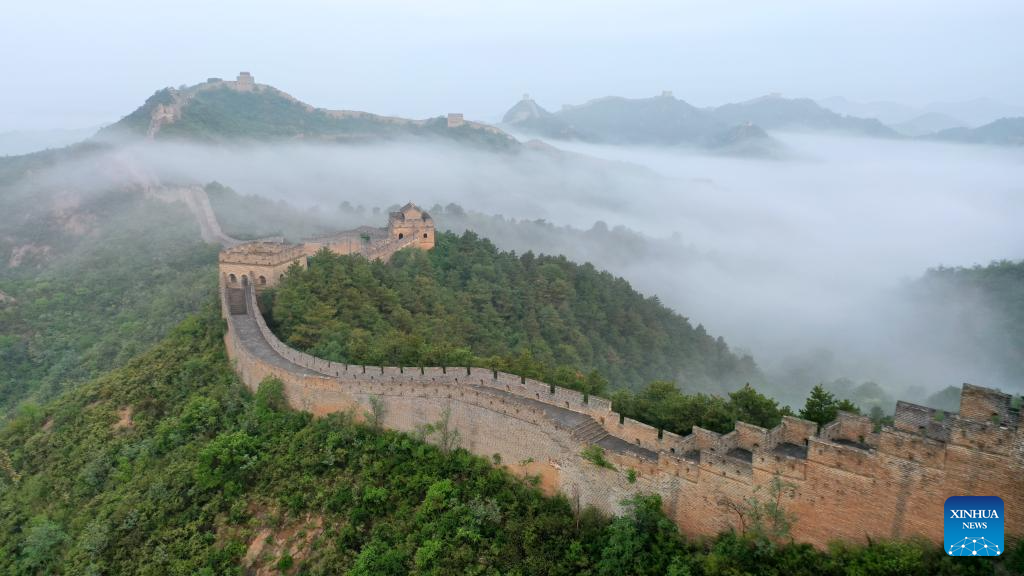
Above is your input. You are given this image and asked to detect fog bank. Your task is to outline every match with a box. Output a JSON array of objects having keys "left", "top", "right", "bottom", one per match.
[{"left": 9, "top": 133, "right": 1023, "bottom": 401}]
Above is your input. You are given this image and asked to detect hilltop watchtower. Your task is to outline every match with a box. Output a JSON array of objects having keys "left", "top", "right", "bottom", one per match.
[
  {"left": 236, "top": 71, "right": 255, "bottom": 91},
  {"left": 388, "top": 203, "right": 435, "bottom": 249}
]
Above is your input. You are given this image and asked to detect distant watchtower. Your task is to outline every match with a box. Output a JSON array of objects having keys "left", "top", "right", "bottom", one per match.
[
  {"left": 447, "top": 113, "right": 465, "bottom": 128},
  {"left": 236, "top": 71, "right": 255, "bottom": 91},
  {"left": 388, "top": 203, "right": 435, "bottom": 249}
]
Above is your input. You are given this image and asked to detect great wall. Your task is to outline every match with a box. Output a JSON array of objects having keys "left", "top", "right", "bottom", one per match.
[{"left": 202, "top": 194, "right": 1022, "bottom": 549}]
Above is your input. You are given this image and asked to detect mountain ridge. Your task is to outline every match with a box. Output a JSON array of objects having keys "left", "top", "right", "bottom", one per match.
[
  {"left": 100, "top": 72, "right": 519, "bottom": 149},
  {"left": 929, "top": 117, "right": 1024, "bottom": 146},
  {"left": 501, "top": 92, "right": 776, "bottom": 155},
  {"left": 711, "top": 94, "right": 896, "bottom": 137},
  {"left": 500, "top": 91, "right": 900, "bottom": 151}
]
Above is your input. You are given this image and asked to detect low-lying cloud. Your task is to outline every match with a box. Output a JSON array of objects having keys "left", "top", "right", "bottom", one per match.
[{"left": 8, "top": 132, "right": 1023, "bottom": 402}]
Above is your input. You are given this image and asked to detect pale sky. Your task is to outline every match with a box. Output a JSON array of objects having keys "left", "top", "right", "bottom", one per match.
[{"left": 2, "top": 0, "right": 1022, "bottom": 130}]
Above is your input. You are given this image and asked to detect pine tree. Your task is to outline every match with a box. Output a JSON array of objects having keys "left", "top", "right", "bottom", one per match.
[{"left": 799, "top": 384, "right": 839, "bottom": 427}]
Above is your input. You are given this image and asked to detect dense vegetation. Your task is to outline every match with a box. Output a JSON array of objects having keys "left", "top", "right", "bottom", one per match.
[
  {"left": 267, "top": 231, "right": 762, "bottom": 394},
  {"left": 0, "top": 189, "right": 218, "bottom": 414},
  {"left": 911, "top": 260, "right": 1024, "bottom": 386},
  {"left": 610, "top": 382, "right": 791, "bottom": 435},
  {"left": 0, "top": 306, "right": 1016, "bottom": 575}
]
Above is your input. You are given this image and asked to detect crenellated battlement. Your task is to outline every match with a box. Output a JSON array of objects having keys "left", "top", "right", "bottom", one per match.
[{"left": 218, "top": 203, "right": 434, "bottom": 290}]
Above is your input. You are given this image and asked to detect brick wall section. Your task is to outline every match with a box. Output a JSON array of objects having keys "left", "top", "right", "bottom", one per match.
[
  {"left": 961, "top": 384, "right": 1016, "bottom": 425},
  {"left": 219, "top": 270, "right": 1022, "bottom": 550},
  {"left": 216, "top": 204, "right": 434, "bottom": 292}
]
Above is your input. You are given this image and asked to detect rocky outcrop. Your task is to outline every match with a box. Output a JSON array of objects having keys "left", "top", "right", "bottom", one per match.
[{"left": 8, "top": 244, "right": 52, "bottom": 268}]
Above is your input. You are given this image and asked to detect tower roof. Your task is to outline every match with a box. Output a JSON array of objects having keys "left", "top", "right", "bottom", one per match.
[{"left": 391, "top": 202, "right": 431, "bottom": 221}]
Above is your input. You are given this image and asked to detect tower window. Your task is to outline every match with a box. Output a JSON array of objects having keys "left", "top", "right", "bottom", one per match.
[
  {"left": 398, "top": 233, "right": 404, "bottom": 239},
  {"left": 423, "top": 233, "right": 428, "bottom": 238}
]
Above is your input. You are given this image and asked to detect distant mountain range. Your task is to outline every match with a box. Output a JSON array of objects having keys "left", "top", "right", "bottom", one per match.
[
  {"left": 890, "top": 113, "right": 966, "bottom": 138},
  {"left": 504, "top": 91, "right": 1024, "bottom": 148},
  {"left": 819, "top": 96, "right": 1024, "bottom": 129},
  {"left": 502, "top": 91, "right": 774, "bottom": 154},
  {"left": 819, "top": 96, "right": 1024, "bottom": 145},
  {"left": 9, "top": 74, "right": 1024, "bottom": 156},
  {"left": 100, "top": 72, "right": 518, "bottom": 150},
  {"left": 929, "top": 117, "right": 1024, "bottom": 146},
  {"left": 711, "top": 94, "right": 895, "bottom": 136},
  {"left": 501, "top": 92, "right": 895, "bottom": 151}
]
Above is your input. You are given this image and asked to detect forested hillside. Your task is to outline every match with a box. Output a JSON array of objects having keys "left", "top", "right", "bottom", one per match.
[
  {"left": 908, "top": 260, "right": 1024, "bottom": 388},
  {"left": 103, "top": 84, "right": 519, "bottom": 150},
  {"left": 267, "top": 232, "right": 762, "bottom": 394},
  {"left": 0, "top": 186, "right": 218, "bottom": 414},
  {"left": 0, "top": 304, "right": 1015, "bottom": 575}
]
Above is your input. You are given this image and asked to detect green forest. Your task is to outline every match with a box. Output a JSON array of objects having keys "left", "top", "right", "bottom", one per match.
[
  {"left": 912, "top": 260, "right": 1024, "bottom": 385},
  {"left": 0, "top": 188, "right": 218, "bottom": 415},
  {"left": 0, "top": 304, "right": 1016, "bottom": 575},
  {"left": 266, "top": 231, "right": 762, "bottom": 395}
]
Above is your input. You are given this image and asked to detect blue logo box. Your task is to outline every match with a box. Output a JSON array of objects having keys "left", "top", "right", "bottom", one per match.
[{"left": 945, "top": 496, "right": 1004, "bottom": 556}]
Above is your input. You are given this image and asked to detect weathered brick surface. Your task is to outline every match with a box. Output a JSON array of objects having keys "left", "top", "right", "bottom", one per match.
[{"left": 218, "top": 224, "right": 1023, "bottom": 549}]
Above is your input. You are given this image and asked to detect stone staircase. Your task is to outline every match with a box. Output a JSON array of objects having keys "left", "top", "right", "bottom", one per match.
[
  {"left": 570, "top": 417, "right": 609, "bottom": 445},
  {"left": 226, "top": 288, "right": 247, "bottom": 315}
]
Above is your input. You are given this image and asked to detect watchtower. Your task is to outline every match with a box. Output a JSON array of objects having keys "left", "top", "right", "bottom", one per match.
[
  {"left": 219, "top": 241, "right": 306, "bottom": 290},
  {"left": 236, "top": 71, "right": 255, "bottom": 91},
  {"left": 388, "top": 203, "right": 435, "bottom": 249}
]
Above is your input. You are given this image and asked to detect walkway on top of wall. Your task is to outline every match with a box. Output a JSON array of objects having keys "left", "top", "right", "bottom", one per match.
[
  {"left": 230, "top": 290, "right": 323, "bottom": 378},
  {"left": 466, "top": 381, "right": 658, "bottom": 461},
  {"left": 229, "top": 286, "right": 658, "bottom": 461}
]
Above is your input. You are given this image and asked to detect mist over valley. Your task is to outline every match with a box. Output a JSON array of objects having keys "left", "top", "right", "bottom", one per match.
[{"left": 5, "top": 122, "right": 1021, "bottom": 406}]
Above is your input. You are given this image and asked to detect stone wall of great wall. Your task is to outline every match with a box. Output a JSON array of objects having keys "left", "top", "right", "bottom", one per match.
[
  {"left": 203, "top": 191, "right": 1022, "bottom": 549},
  {"left": 217, "top": 202, "right": 435, "bottom": 291},
  {"left": 221, "top": 281, "right": 1023, "bottom": 549}
]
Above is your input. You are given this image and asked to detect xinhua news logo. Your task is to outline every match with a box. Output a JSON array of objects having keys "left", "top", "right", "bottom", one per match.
[{"left": 945, "top": 496, "right": 1004, "bottom": 557}]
